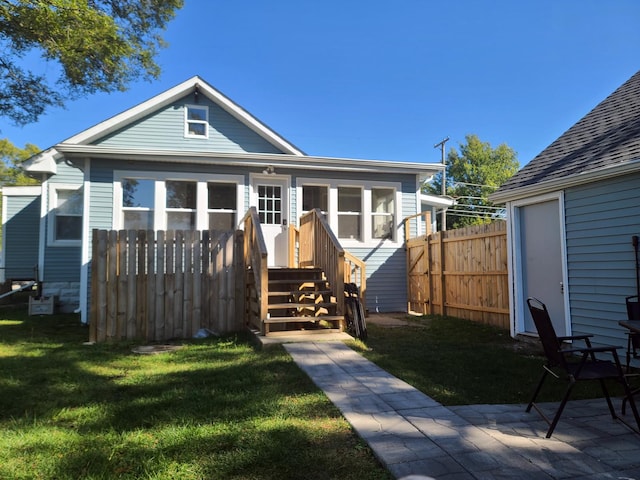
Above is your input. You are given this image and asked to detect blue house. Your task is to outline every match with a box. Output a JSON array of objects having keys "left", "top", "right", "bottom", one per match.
[
  {"left": 490, "top": 70, "right": 640, "bottom": 350},
  {"left": 2, "top": 76, "right": 447, "bottom": 325}
]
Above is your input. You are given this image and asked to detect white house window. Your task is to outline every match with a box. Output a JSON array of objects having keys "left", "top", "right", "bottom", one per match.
[
  {"left": 122, "top": 178, "right": 155, "bottom": 230},
  {"left": 208, "top": 182, "right": 237, "bottom": 231},
  {"left": 166, "top": 180, "right": 196, "bottom": 230},
  {"left": 116, "top": 172, "right": 244, "bottom": 232},
  {"left": 51, "top": 186, "right": 83, "bottom": 244},
  {"left": 302, "top": 185, "right": 328, "bottom": 217},
  {"left": 371, "top": 188, "right": 395, "bottom": 240},
  {"left": 185, "top": 105, "right": 208, "bottom": 138},
  {"left": 337, "top": 186, "right": 362, "bottom": 240}
]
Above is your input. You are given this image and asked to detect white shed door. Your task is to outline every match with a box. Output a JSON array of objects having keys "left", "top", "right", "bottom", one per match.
[{"left": 519, "top": 199, "right": 567, "bottom": 336}]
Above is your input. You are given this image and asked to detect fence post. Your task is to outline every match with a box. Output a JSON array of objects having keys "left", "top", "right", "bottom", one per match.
[{"left": 439, "top": 232, "right": 446, "bottom": 316}]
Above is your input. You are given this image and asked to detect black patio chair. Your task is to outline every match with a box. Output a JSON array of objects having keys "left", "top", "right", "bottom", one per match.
[
  {"left": 526, "top": 297, "right": 640, "bottom": 438},
  {"left": 625, "top": 295, "right": 640, "bottom": 371}
]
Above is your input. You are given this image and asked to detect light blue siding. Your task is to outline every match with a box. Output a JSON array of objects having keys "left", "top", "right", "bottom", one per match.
[
  {"left": 565, "top": 172, "right": 640, "bottom": 347},
  {"left": 43, "top": 160, "right": 83, "bottom": 283},
  {"left": 348, "top": 246, "right": 407, "bottom": 312},
  {"left": 96, "top": 95, "right": 285, "bottom": 154},
  {"left": 4, "top": 194, "right": 40, "bottom": 279}
]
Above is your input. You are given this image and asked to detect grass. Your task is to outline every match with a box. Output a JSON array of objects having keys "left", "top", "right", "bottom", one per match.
[
  {"left": 0, "top": 308, "right": 391, "bottom": 480},
  {"left": 351, "top": 315, "right": 611, "bottom": 405}
]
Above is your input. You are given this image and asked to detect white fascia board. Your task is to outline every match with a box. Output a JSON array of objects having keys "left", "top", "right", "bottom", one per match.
[
  {"left": 489, "top": 158, "right": 640, "bottom": 203},
  {"left": 21, "top": 148, "right": 59, "bottom": 174},
  {"left": 61, "top": 76, "right": 304, "bottom": 156},
  {"left": 54, "top": 144, "right": 444, "bottom": 175},
  {"left": 420, "top": 193, "right": 456, "bottom": 208}
]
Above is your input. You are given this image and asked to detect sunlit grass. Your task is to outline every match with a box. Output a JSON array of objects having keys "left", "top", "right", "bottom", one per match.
[{"left": 0, "top": 309, "right": 391, "bottom": 480}]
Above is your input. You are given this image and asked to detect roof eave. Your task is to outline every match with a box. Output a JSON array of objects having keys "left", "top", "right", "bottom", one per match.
[
  {"left": 54, "top": 144, "right": 444, "bottom": 175},
  {"left": 489, "top": 159, "right": 640, "bottom": 203}
]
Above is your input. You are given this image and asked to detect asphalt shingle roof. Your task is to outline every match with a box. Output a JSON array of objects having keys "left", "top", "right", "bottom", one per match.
[{"left": 495, "top": 70, "right": 640, "bottom": 195}]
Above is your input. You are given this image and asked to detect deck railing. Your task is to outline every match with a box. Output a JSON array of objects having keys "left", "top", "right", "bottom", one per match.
[
  {"left": 298, "top": 209, "right": 345, "bottom": 315},
  {"left": 242, "top": 207, "right": 269, "bottom": 333}
]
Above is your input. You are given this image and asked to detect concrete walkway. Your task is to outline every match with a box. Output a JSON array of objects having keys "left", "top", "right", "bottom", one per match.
[{"left": 283, "top": 341, "right": 640, "bottom": 480}]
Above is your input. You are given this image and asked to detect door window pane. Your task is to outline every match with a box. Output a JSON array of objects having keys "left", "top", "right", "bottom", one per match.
[{"left": 258, "top": 185, "right": 282, "bottom": 225}]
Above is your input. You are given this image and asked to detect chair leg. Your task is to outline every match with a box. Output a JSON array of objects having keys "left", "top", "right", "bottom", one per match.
[
  {"left": 546, "top": 382, "right": 575, "bottom": 438},
  {"left": 620, "top": 377, "right": 640, "bottom": 432},
  {"left": 597, "top": 379, "right": 618, "bottom": 420},
  {"left": 526, "top": 369, "right": 549, "bottom": 413}
]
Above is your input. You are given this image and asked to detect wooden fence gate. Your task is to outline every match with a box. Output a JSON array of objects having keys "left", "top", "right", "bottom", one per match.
[
  {"left": 406, "top": 221, "right": 509, "bottom": 329},
  {"left": 90, "top": 229, "right": 244, "bottom": 343}
]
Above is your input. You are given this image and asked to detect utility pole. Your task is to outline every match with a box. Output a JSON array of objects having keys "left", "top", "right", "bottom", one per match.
[{"left": 434, "top": 137, "right": 449, "bottom": 231}]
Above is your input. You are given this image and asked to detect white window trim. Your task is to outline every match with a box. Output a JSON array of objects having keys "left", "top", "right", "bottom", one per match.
[
  {"left": 113, "top": 171, "right": 244, "bottom": 231},
  {"left": 296, "top": 178, "right": 402, "bottom": 247},
  {"left": 184, "top": 104, "right": 209, "bottom": 139},
  {"left": 47, "top": 183, "right": 83, "bottom": 247}
]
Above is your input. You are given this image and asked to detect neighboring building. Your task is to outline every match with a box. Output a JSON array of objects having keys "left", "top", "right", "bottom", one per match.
[
  {"left": 3, "top": 76, "right": 446, "bottom": 321},
  {"left": 490, "top": 70, "right": 640, "bottom": 348}
]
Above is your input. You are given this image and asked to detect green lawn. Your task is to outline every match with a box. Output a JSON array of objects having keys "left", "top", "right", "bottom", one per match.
[
  {"left": 0, "top": 309, "right": 391, "bottom": 480},
  {"left": 351, "top": 315, "right": 613, "bottom": 405}
]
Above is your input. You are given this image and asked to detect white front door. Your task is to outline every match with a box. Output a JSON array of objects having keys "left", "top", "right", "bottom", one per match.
[{"left": 251, "top": 175, "right": 289, "bottom": 267}]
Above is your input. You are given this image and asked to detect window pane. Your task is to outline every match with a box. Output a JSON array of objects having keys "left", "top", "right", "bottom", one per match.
[
  {"left": 257, "top": 184, "right": 282, "bottom": 225},
  {"left": 166, "top": 181, "right": 196, "bottom": 209},
  {"left": 338, "top": 215, "right": 361, "bottom": 240},
  {"left": 302, "top": 186, "right": 328, "bottom": 212},
  {"left": 187, "top": 107, "right": 207, "bottom": 121},
  {"left": 372, "top": 188, "right": 394, "bottom": 213},
  {"left": 124, "top": 211, "right": 153, "bottom": 230},
  {"left": 56, "top": 216, "right": 82, "bottom": 240},
  {"left": 338, "top": 187, "right": 361, "bottom": 212},
  {"left": 123, "top": 179, "right": 154, "bottom": 208},
  {"left": 188, "top": 122, "right": 206, "bottom": 136},
  {"left": 167, "top": 212, "right": 196, "bottom": 230},
  {"left": 372, "top": 214, "right": 394, "bottom": 239},
  {"left": 57, "top": 189, "right": 83, "bottom": 215},
  {"left": 208, "top": 183, "right": 236, "bottom": 209},
  {"left": 209, "top": 212, "right": 235, "bottom": 231}
]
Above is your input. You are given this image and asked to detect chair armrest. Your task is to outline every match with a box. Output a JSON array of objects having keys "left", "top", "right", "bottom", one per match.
[
  {"left": 561, "top": 345, "right": 621, "bottom": 355},
  {"left": 558, "top": 334, "right": 593, "bottom": 342}
]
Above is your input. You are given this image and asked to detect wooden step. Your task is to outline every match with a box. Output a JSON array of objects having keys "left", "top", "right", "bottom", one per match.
[
  {"left": 268, "top": 278, "right": 328, "bottom": 285},
  {"left": 267, "top": 302, "right": 336, "bottom": 310},
  {"left": 264, "top": 315, "right": 344, "bottom": 324},
  {"left": 268, "top": 289, "right": 333, "bottom": 297}
]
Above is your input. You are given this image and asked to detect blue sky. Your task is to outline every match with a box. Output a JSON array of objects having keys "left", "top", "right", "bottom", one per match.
[{"left": 3, "top": 0, "right": 640, "bottom": 167}]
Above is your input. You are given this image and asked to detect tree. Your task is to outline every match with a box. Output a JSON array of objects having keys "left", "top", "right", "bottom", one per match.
[
  {"left": 0, "top": 0, "right": 183, "bottom": 125},
  {"left": 425, "top": 134, "right": 519, "bottom": 230},
  {"left": 0, "top": 138, "right": 40, "bottom": 186}
]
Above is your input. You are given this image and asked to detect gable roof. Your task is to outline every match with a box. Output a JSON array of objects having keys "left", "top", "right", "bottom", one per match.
[
  {"left": 491, "top": 70, "right": 640, "bottom": 203},
  {"left": 62, "top": 75, "right": 306, "bottom": 155}
]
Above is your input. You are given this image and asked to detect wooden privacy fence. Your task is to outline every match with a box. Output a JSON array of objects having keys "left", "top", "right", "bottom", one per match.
[
  {"left": 90, "top": 229, "right": 244, "bottom": 343},
  {"left": 405, "top": 221, "right": 509, "bottom": 329}
]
